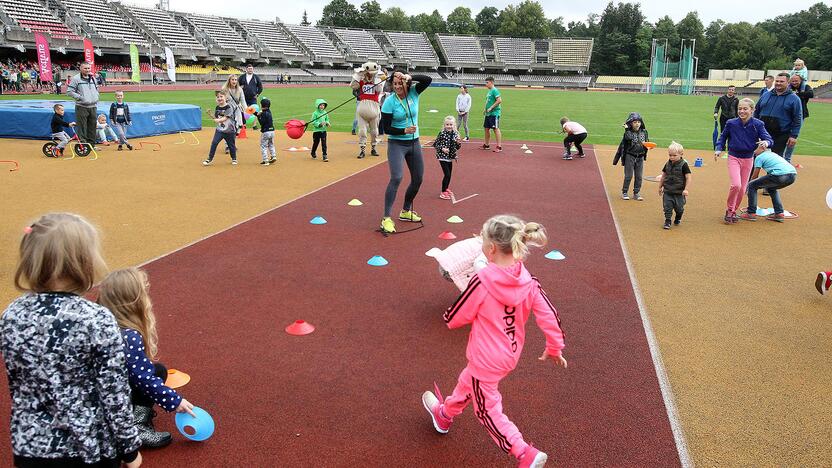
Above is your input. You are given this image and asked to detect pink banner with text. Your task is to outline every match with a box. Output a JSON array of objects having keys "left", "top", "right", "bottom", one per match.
[
  {"left": 35, "top": 33, "right": 53, "bottom": 82},
  {"left": 83, "top": 38, "right": 94, "bottom": 66}
]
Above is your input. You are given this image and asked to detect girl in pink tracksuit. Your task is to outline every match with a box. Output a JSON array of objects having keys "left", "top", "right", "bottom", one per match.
[{"left": 422, "top": 215, "right": 567, "bottom": 468}]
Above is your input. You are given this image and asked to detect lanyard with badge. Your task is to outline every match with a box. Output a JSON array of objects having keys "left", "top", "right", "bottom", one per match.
[{"left": 395, "top": 91, "right": 414, "bottom": 128}]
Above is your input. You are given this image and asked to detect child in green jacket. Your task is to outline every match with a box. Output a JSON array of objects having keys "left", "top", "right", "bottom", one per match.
[{"left": 311, "top": 98, "right": 331, "bottom": 162}]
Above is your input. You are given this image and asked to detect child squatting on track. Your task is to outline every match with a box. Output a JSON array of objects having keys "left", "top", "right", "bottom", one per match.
[
  {"left": 657, "top": 141, "right": 691, "bottom": 229},
  {"left": 1, "top": 213, "right": 143, "bottom": 467},
  {"left": 433, "top": 115, "right": 462, "bottom": 200},
  {"left": 98, "top": 268, "right": 197, "bottom": 449},
  {"left": 560, "top": 117, "right": 588, "bottom": 160},
  {"left": 422, "top": 215, "right": 567, "bottom": 468},
  {"left": 50, "top": 103, "right": 76, "bottom": 157},
  {"left": 613, "top": 112, "right": 649, "bottom": 201}
]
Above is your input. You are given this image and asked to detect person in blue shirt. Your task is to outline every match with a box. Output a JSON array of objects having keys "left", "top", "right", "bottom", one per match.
[
  {"left": 379, "top": 70, "right": 432, "bottom": 234},
  {"left": 738, "top": 150, "right": 797, "bottom": 222},
  {"left": 98, "top": 268, "right": 197, "bottom": 448},
  {"left": 753, "top": 72, "right": 802, "bottom": 157}
]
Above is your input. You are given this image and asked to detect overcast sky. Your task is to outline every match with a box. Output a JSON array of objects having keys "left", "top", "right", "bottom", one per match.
[{"left": 136, "top": 0, "right": 820, "bottom": 26}]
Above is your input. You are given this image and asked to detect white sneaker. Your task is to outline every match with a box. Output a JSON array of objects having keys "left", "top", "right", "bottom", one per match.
[
  {"left": 202, "top": 159, "right": 212, "bottom": 166},
  {"left": 621, "top": 193, "right": 630, "bottom": 200},
  {"left": 231, "top": 160, "right": 238, "bottom": 165}
]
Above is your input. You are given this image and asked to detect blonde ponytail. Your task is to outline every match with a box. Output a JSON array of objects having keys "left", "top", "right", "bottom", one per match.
[{"left": 482, "top": 215, "right": 548, "bottom": 261}]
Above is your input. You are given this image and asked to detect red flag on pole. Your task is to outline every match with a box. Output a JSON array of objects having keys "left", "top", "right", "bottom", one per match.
[
  {"left": 35, "top": 33, "right": 53, "bottom": 82},
  {"left": 83, "top": 38, "right": 94, "bottom": 66}
]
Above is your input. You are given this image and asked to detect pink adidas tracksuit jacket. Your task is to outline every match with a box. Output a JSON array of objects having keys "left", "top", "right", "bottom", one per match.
[{"left": 440, "top": 261, "right": 565, "bottom": 458}]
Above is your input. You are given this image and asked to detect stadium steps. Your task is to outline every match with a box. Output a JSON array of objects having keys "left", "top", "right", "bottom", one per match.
[
  {"left": 111, "top": 2, "right": 165, "bottom": 51},
  {"left": 322, "top": 29, "right": 354, "bottom": 59},
  {"left": 373, "top": 31, "right": 399, "bottom": 60}
]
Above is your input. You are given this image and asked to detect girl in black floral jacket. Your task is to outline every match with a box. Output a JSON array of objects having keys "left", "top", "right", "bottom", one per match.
[
  {"left": 433, "top": 115, "right": 462, "bottom": 200},
  {"left": 0, "top": 213, "right": 141, "bottom": 468}
]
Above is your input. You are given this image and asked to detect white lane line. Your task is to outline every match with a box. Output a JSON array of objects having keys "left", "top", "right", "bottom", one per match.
[{"left": 592, "top": 149, "right": 694, "bottom": 468}]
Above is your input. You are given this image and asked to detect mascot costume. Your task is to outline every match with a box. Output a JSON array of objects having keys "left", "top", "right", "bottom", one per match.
[{"left": 350, "top": 61, "right": 387, "bottom": 158}]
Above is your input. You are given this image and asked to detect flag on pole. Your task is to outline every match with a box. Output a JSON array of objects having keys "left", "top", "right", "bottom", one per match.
[
  {"left": 83, "top": 38, "right": 94, "bottom": 66},
  {"left": 130, "top": 44, "right": 140, "bottom": 83},
  {"left": 164, "top": 47, "right": 176, "bottom": 83},
  {"left": 35, "top": 33, "right": 53, "bottom": 82}
]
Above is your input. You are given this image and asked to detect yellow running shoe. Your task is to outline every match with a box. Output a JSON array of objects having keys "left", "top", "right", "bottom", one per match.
[
  {"left": 380, "top": 217, "right": 396, "bottom": 233},
  {"left": 398, "top": 209, "right": 422, "bottom": 222}
]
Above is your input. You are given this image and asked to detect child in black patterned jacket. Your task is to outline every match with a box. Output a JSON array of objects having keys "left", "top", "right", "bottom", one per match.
[
  {"left": 0, "top": 213, "right": 141, "bottom": 467},
  {"left": 434, "top": 116, "right": 462, "bottom": 200}
]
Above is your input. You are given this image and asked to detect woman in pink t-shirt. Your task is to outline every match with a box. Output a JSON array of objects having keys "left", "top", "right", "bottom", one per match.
[{"left": 560, "top": 117, "right": 588, "bottom": 160}]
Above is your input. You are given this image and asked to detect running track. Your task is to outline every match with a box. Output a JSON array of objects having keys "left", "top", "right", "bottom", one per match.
[{"left": 0, "top": 143, "right": 682, "bottom": 466}]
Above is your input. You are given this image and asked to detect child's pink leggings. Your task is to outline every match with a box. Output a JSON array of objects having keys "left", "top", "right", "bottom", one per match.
[
  {"left": 726, "top": 155, "right": 754, "bottom": 213},
  {"left": 442, "top": 366, "right": 529, "bottom": 459}
]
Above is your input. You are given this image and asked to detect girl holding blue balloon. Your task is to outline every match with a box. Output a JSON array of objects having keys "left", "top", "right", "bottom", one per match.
[{"left": 99, "top": 267, "right": 197, "bottom": 448}]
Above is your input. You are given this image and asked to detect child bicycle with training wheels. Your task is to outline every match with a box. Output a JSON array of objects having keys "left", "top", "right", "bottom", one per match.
[{"left": 48, "top": 103, "right": 76, "bottom": 158}]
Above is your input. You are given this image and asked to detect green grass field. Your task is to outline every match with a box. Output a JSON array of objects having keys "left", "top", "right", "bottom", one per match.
[{"left": 3, "top": 87, "right": 830, "bottom": 156}]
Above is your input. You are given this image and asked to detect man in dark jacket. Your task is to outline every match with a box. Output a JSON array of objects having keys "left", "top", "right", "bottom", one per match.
[
  {"left": 713, "top": 86, "right": 739, "bottom": 133},
  {"left": 782, "top": 74, "right": 813, "bottom": 163},
  {"left": 238, "top": 64, "right": 262, "bottom": 107},
  {"left": 754, "top": 73, "right": 802, "bottom": 157}
]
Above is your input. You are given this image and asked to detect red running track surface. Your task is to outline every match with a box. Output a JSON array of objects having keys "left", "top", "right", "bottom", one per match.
[{"left": 0, "top": 143, "right": 681, "bottom": 467}]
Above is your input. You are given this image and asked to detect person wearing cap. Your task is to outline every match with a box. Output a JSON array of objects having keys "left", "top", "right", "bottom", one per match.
[{"left": 613, "top": 112, "right": 649, "bottom": 201}]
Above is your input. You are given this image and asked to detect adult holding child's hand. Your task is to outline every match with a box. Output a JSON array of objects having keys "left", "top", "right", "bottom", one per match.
[{"left": 378, "top": 70, "right": 432, "bottom": 234}]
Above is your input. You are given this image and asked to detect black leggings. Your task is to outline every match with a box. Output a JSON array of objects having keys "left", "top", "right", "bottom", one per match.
[
  {"left": 384, "top": 139, "right": 424, "bottom": 217},
  {"left": 312, "top": 131, "right": 327, "bottom": 156},
  {"left": 131, "top": 361, "right": 167, "bottom": 408},
  {"left": 439, "top": 160, "right": 453, "bottom": 192},
  {"left": 564, "top": 132, "right": 588, "bottom": 155}
]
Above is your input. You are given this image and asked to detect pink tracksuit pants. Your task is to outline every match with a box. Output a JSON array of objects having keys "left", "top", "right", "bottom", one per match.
[
  {"left": 442, "top": 365, "right": 529, "bottom": 458},
  {"left": 726, "top": 155, "right": 754, "bottom": 214}
]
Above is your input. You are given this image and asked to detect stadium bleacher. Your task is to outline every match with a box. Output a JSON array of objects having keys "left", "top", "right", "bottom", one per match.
[
  {"left": 0, "top": 0, "right": 81, "bottom": 41},
  {"left": 331, "top": 28, "right": 386, "bottom": 61},
  {"left": 494, "top": 37, "right": 533, "bottom": 66},
  {"left": 436, "top": 34, "right": 484, "bottom": 65},
  {"left": 550, "top": 39, "right": 593, "bottom": 70},
  {"left": 284, "top": 24, "right": 342, "bottom": 60},
  {"left": 386, "top": 31, "right": 439, "bottom": 65},
  {"left": 234, "top": 19, "right": 305, "bottom": 58},
  {"left": 63, "top": 0, "right": 149, "bottom": 47},
  {"left": 124, "top": 5, "right": 205, "bottom": 51},
  {"left": 305, "top": 68, "right": 352, "bottom": 77},
  {"left": 182, "top": 14, "right": 256, "bottom": 54}
]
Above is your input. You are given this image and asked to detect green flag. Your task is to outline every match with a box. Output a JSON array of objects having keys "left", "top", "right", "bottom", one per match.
[{"left": 130, "top": 44, "right": 140, "bottom": 83}]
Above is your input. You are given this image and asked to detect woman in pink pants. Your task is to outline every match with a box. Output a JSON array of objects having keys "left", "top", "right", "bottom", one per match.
[
  {"left": 422, "top": 215, "right": 567, "bottom": 468},
  {"left": 714, "top": 98, "right": 773, "bottom": 224}
]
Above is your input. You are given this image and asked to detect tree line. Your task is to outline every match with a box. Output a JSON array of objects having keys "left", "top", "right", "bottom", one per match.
[{"left": 315, "top": 0, "right": 832, "bottom": 76}]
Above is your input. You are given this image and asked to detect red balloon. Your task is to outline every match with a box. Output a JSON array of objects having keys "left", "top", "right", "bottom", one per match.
[{"left": 285, "top": 120, "right": 306, "bottom": 139}]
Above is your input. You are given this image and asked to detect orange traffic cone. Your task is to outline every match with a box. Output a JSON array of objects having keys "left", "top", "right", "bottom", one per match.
[{"left": 238, "top": 125, "right": 247, "bottom": 139}]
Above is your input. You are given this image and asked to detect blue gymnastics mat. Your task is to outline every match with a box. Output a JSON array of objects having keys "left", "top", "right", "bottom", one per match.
[{"left": 0, "top": 100, "right": 202, "bottom": 139}]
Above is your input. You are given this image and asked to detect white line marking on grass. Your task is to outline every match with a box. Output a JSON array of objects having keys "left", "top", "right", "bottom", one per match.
[
  {"left": 136, "top": 161, "right": 386, "bottom": 269},
  {"left": 592, "top": 149, "right": 694, "bottom": 468},
  {"left": 797, "top": 137, "right": 832, "bottom": 148}
]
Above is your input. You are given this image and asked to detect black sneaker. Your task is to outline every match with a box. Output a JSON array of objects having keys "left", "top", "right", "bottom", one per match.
[
  {"left": 351, "top": 130, "right": 356, "bottom": 135},
  {"left": 127, "top": 144, "right": 133, "bottom": 151},
  {"left": 663, "top": 220, "right": 671, "bottom": 230},
  {"left": 323, "top": 156, "right": 329, "bottom": 162},
  {"left": 358, "top": 149, "right": 365, "bottom": 159},
  {"left": 371, "top": 147, "right": 379, "bottom": 156},
  {"left": 260, "top": 160, "right": 270, "bottom": 166},
  {"left": 674, "top": 218, "right": 682, "bottom": 225},
  {"left": 117, "top": 145, "right": 123, "bottom": 151},
  {"left": 311, "top": 153, "right": 317, "bottom": 159},
  {"left": 268, "top": 157, "right": 276, "bottom": 164}
]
